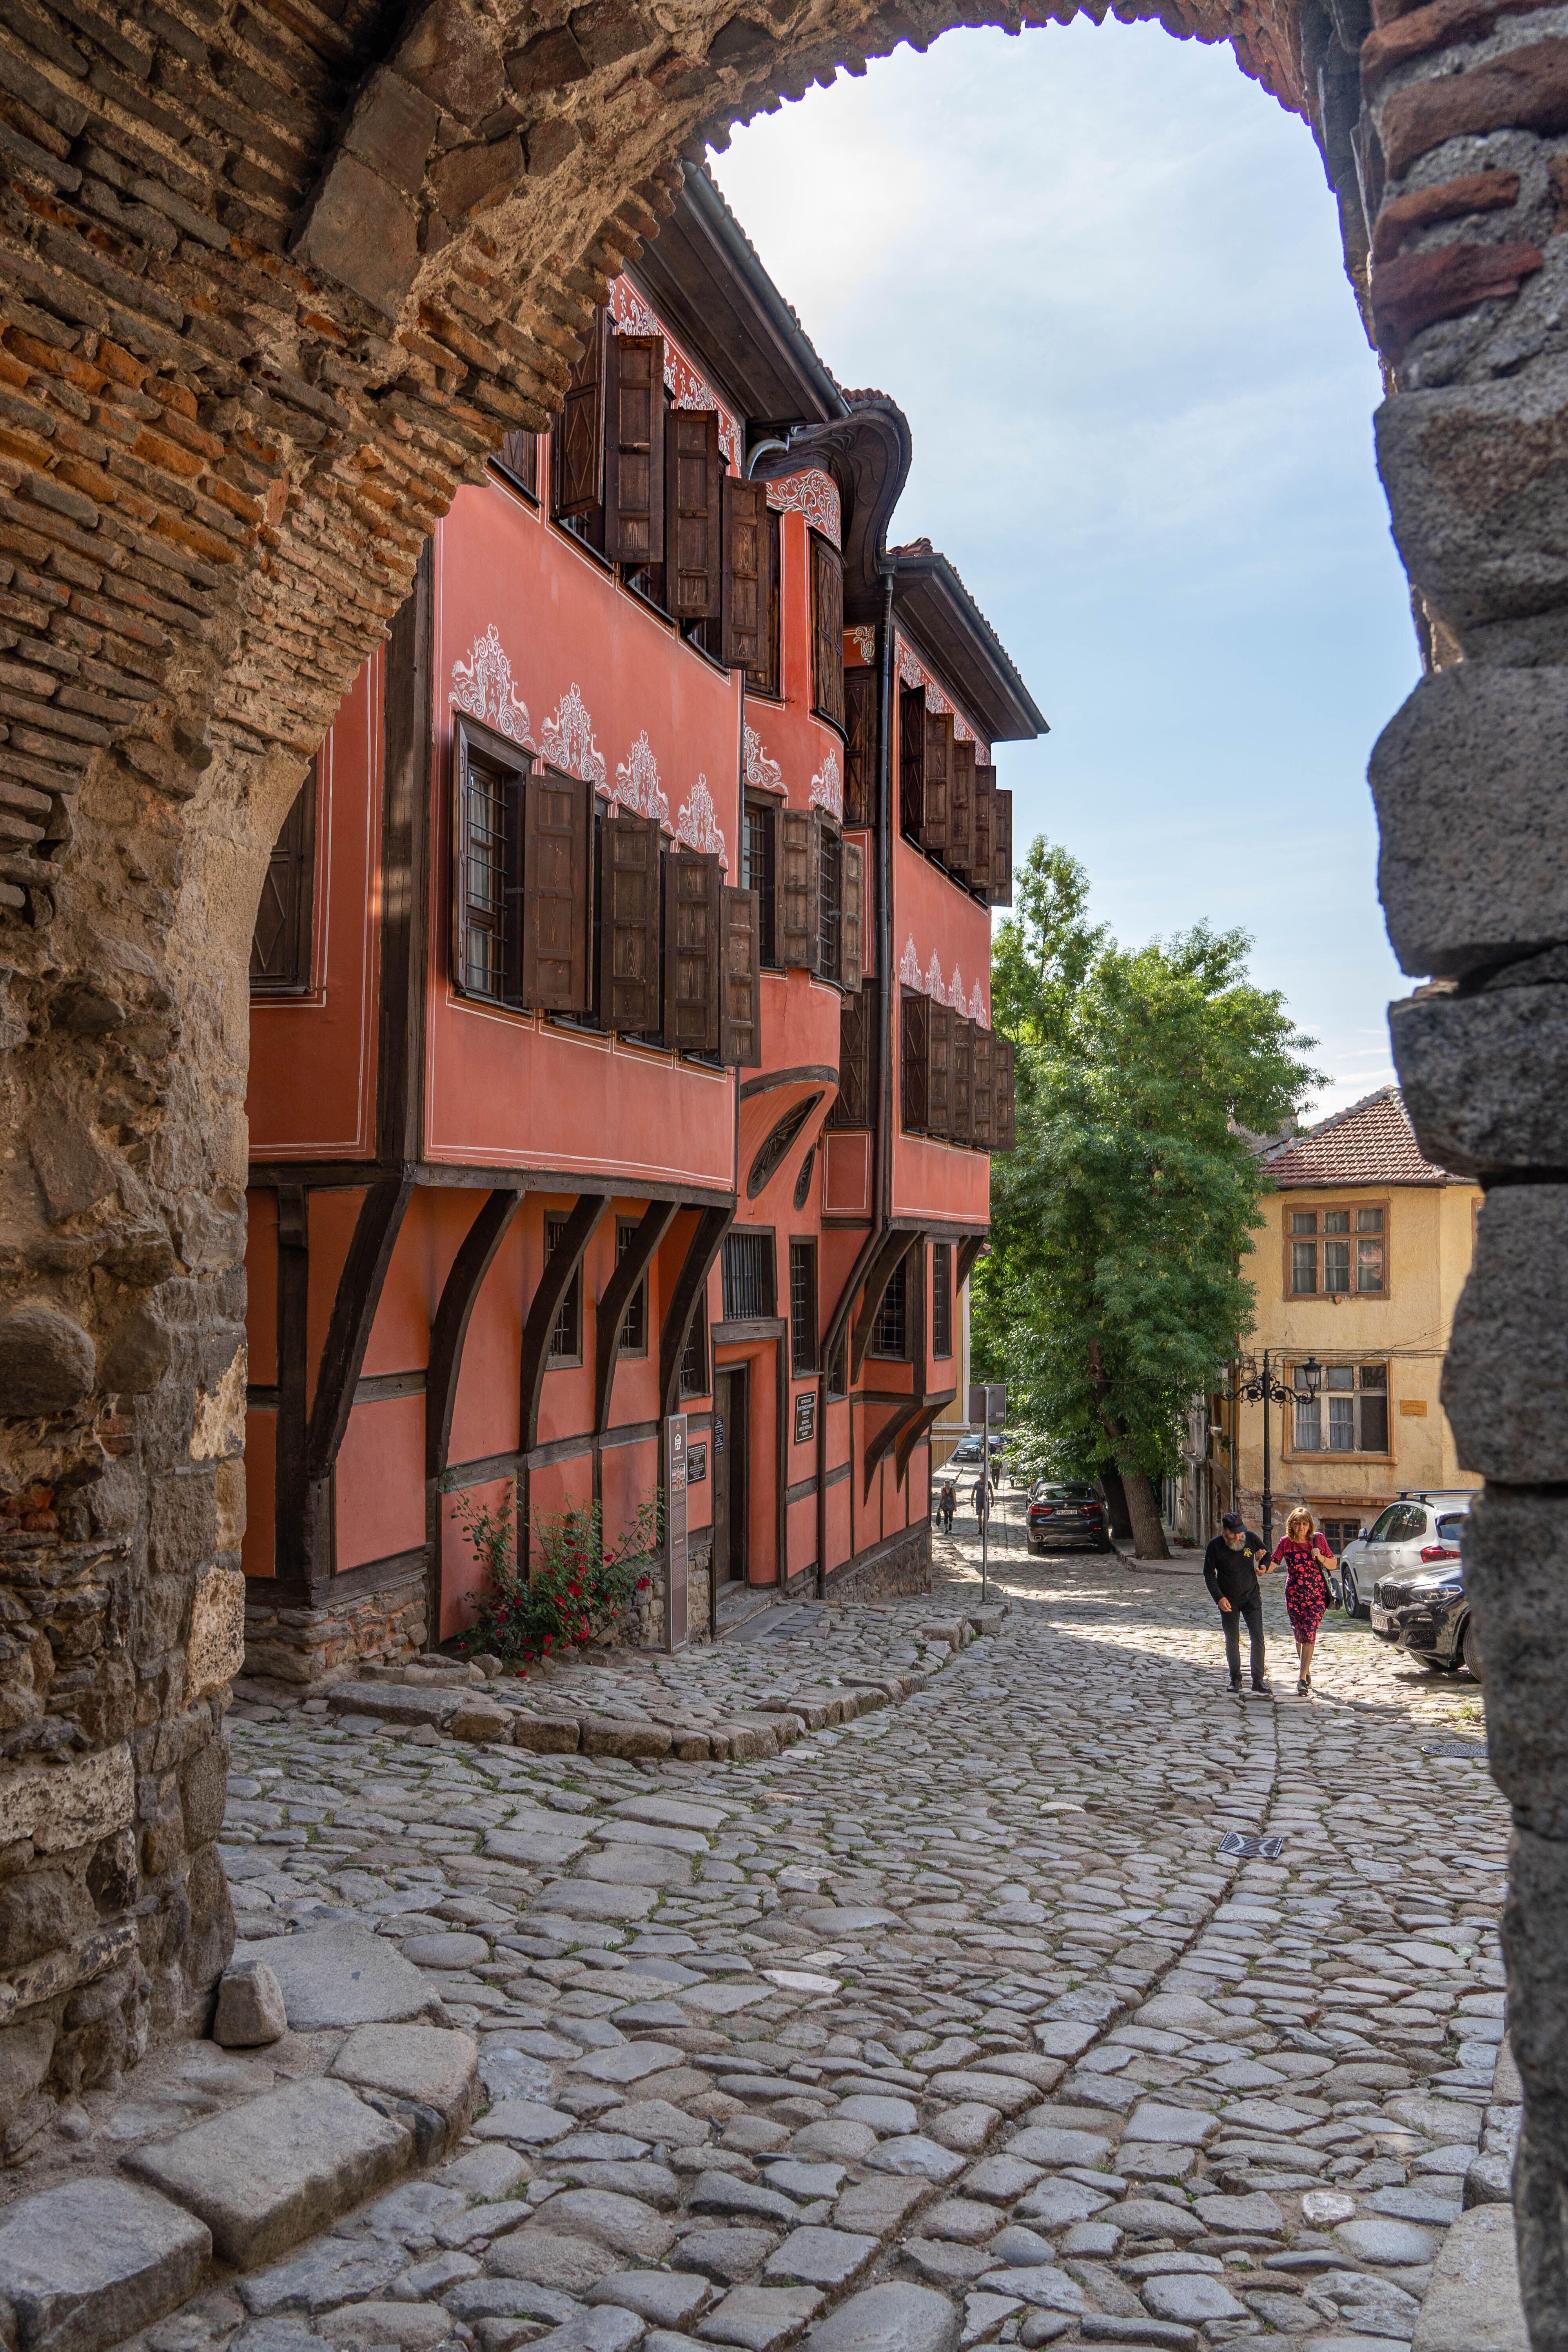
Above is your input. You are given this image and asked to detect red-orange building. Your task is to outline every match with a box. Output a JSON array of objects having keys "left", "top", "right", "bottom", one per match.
[{"left": 241, "top": 172, "right": 1045, "bottom": 1681}]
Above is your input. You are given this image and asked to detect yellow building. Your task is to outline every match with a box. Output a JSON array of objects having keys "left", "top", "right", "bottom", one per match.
[{"left": 1220, "top": 1088, "right": 1482, "bottom": 1550}]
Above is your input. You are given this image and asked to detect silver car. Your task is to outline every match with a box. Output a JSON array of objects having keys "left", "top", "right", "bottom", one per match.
[{"left": 1359, "top": 1491, "right": 1475, "bottom": 1627}]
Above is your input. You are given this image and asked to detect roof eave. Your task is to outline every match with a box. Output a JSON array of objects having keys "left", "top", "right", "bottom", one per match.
[{"left": 892, "top": 548, "right": 1047, "bottom": 745}]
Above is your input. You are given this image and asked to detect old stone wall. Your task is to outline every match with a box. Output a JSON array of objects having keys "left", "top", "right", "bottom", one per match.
[
  {"left": 240, "top": 1566, "right": 427, "bottom": 1693},
  {"left": 0, "top": 0, "right": 1560, "bottom": 2329},
  {"left": 825, "top": 1523, "right": 932, "bottom": 1604}
]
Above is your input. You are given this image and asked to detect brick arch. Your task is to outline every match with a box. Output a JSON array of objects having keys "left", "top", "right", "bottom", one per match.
[{"left": 2, "top": 0, "right": 1566, "bottom": 2326}]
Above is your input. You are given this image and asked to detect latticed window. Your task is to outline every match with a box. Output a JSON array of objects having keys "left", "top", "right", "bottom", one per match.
[
  {"left": 817, "top": 823, "right": 841, "bottom": 984},
  {"left": 546, "top": 1215, "right": 582, "bottom": 1363},
  {"left": 870, "top": 1259, "right": 907, "bottom": 1360},
  {"left": 722, "top": 1230, "right": 774, "bottom": 1321},
  {"left": 789, "top": 1240, "right": 818, "bottom": 1377},
  {"left": 1292, "top": 1360, "right": 1388, "bottom": 1453},
  {"left": 1289, "top": 1204, "right": 1387, "bottom": 1296}
]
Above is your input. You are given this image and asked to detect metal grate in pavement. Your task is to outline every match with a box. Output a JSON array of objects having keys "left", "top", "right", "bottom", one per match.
[
  {"left": 1422, "top": 1739, "right": 1489, "bottom": 1759},
  {"left": 1219, "top": 1831, "right": 1286, "bottom": 1859}
]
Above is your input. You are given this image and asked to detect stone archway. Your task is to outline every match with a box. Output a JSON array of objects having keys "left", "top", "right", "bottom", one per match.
[{"left": 0, "top": 0, "right": 1563, "bottom": 2331}]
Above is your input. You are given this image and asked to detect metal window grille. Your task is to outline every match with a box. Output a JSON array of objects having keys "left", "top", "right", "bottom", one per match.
[
  {"left": 789, "top": 1240, "right": 817, "bottom": 1377},
  {"left": 932, "top": 1243, "right": 953, "bottom": 1358},
  {"left": 742, "top": 800, "right": 777, "bottom": 966},
  {"left": 546, "top": 1215, "right": 581, "bottom": 1361},
  {"left": 679, "top": 1310, "right": 707, "bottom": 1398},
  {"left": 722, "top": 1230, "right": 774, "bottom": 1321},
  {"left": 817, "top": 824, "right": 841, "bottom": 983},
  {"left": 617, "top": 1221, "right": 646, "bottom": 1353},
  {"left": 870, "top": 1259, "right": 907, "bottom": 1359}
]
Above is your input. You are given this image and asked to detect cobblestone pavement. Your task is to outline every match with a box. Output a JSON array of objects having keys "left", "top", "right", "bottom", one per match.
[{"left": 4, "top": 1488, "right": 1517, "bottom": 2352}]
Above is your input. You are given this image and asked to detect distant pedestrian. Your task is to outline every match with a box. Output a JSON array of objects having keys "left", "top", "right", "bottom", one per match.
[
  {"left": 938, "top": 1483, "right": 955, "bottom": 1536},
  {"left": 1203, "top": 1509, "right": 1271, "bottom": 1697},
  {"left": 972, "top": 1474, "right": 990, "bottom": 1524},
  {"left": 1272, "top": 1506, "right": 1335, "bottom": 1698}
]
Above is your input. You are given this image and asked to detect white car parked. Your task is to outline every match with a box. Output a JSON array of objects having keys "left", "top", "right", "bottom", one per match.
[{"left": 1349, "top": 1490, "right": 1476, "bottom": 1623}]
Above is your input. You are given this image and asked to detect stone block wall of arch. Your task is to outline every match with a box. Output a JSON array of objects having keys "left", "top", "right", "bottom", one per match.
[{"left": 0, "top": 0, "right": 1564, "bottom": 2328}]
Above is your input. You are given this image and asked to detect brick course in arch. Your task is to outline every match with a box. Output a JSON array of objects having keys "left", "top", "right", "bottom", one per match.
[{"left": 1, "top": 0, "right": 1566, "bottom": 2330}]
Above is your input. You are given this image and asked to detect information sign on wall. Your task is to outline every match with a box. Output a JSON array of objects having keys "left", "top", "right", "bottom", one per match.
[{"left": 665, "top": 1412, "right": 688, "bottom": 1651}]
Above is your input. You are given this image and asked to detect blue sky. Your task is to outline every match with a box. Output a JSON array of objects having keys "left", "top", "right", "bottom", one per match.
[{"left": 709, "top": 19, "right": 1419, "bottom": 1117}]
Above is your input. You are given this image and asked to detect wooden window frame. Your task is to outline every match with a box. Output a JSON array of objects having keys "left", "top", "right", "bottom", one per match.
[
  {"left": 829, "top": 979, "right": 875, "bottom": 1131},
  {"left": 827, "top": 1330, "right": 849, "bottom": 1400},
  {"left": 722, "top": 1227, "right": 776, "bottom": 1322},
  {"left": 742, "top": 794, "right": 779, "bottom": 966},
  {"left": 809, "top": 528, "right": 845, "bottom": 733},
  {"left": 250, "top": 760, "right": 317, "bottom": 996},
  {"left": 616, "top": 1217, "right": 649, "bottom": 1357},
  {"left": 817, "top": 816, "right": 842, "bottom": 985},
  {"left": 1284, "top": 1357, "right": 1393, "bottom": 1460},
  {"left": 491, "top": 429, "right": 539, "bottom": 506},
  {"left": 679, "top": 1305, "right": 709, "bottom": 1399},
  {"left": 789, "top": 1236, "right": 819, "bottom": 1378},
  {"left": 545, "top": 1212, "right": 584, "bottom": 1367},
  {"left": 869, "top": 1256, "right": 909, "bottom": 1361},
  {"left": 452, "top": 719, "right": 524, "bottom": 1009},
  {"left": 932, "top": 1241, "right": 953, "bottom": 1360},
  {"left": 1283, "top": 1196, "right": 1391, "bottom": 1300}
]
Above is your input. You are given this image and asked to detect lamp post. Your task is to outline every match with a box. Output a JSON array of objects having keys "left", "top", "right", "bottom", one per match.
[{"left": 1221, "top": 1351, "right": 1321, "bottom": 1555}]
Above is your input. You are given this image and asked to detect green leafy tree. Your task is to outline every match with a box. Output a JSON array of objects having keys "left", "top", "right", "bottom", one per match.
[{"left": 975, "top": 837, "right": 1322, "bottom": 1558}]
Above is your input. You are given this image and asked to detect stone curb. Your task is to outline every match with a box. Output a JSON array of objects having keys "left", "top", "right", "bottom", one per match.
[{"left": 319, "top": 1607, "right": 1005, "bottom": 1761}]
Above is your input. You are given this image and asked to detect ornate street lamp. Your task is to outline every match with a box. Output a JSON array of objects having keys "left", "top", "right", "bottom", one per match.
[{"left": 1221, "top": 1351, "right": 1321, "bottom": 1554}]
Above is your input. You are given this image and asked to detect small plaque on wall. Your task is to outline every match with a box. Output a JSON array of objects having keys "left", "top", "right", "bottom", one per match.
[
  {"left": 688, "top": 1443, "right": 707, "bottom": 1483},
  {"left": 794, "top": 1391, "right": 816, "bottom": 1445}
]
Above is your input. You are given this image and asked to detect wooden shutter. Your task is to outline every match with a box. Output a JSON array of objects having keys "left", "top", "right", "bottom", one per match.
[
  {"left": 251, "top": 763, "right": 316, "bottom": 992},
  {"left": 752, "top": 508, "right": 785, "bottom": 696},
  {"left": 899, "top": 683, "right": 926, "bottom": 840},
  {"left": 604, "top": 333, "right": 664, "bottom": 565},
  {"left": 778, "top": 806, "right": 818, "bottom": 971},
  {"left": 840, "top": 838, "right": 864, "bottom": 994},
  {"left": 810, "top": 531, "right": 845, "bottom": 729},
  {"left": 662, "top": 849, "right": 721, "bottom": 1053},
  {"left": 555, "top": 307, "right": 607, "bottom": 519},
  {"left": 844, "top": 661, "right": 877, "bottom": 826},
  {"left": 521, "top": 767, "right": 590, "bottom": 1012},
  {"left": 993, "top": 1034, "right": 1016, "bottom": 1152},
  {"left": 927, "top": 999, "right": 952, "bottom": 1140},
  {"left": 972, "top": 764, "right": 995, "bottom": 893},
  {"left": 923, "top": 710, "right": 952, "bottom": 853},
  {"left": 972, "top": 1022, "right": 995, "bottom": 1149},
  {"left": 948, "top": 739, "right": 975, "bottom": 875},
  {"left": 901, "top": 991, "right": 929, "bottom": 1133},
  {"left": 721, "top": 477, "right": 769, "bottom": 672},
  {"left": 720, "top": 886, "right": 761, "bottom": 1067},
  {"left": 497, "top": 429, "right": 538, "bottom": 499},
  {"left": 598, "top": 811, "right": 661, "bottom": 1034},
  {"left": 830, "top": 982, "right": 872, "bottom": 1127},
  {"left": 664, "top": 408, "right": 722, "bottom": 621},
  {"left": 989, "top": 786, "right": 1014, "bottom": 907},
  {"left": 953, "top": 1015, "right": 973, "bottom": 1144}
]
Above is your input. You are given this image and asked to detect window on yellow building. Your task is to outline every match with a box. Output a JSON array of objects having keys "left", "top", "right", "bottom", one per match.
[
  {"left": 1290, "top": 1361, "right": 1389, "bottom": 1453},
  {"left": 1288, "top": 1204, "right": 1387, "bottom": 1296}
]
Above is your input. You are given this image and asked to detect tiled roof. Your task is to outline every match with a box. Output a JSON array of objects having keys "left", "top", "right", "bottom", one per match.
[{"left": 1262, "top": 1087, "right": 1454, "bottom": 1188}]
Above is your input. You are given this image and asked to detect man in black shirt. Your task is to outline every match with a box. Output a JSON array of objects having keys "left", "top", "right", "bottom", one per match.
[{"left": 1204, "top": 1510, "right": 1272, "bottom": 1696}]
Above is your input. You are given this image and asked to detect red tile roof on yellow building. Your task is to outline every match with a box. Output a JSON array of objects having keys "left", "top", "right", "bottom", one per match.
[{"left": 1263, "top": 1085, "right": 1454, "bottom": 1188}]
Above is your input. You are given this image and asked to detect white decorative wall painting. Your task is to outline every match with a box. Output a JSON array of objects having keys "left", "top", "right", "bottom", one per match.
[
  {"left": 743, "top": 724, "right": 785, "bottom": 796},
  {"left": 899, "top": 935, "right": 920, "bottom": 987},
  {"left": 846, "top": 624, "right": 876, "bottom": 665},
  {"left": 765, "top": 468, "right": 841, "bottom": 549},
  {"left": 613, "top": 731, "right": 671, "bottom": 828},
  {"left": 949, "top": 964, "right": 964, "bottom": 1013},
  {"left": 675, "top": 774, "right": 729, "bottom": 870},
  {"left": 925, "top": 950, "right": 946, "bottom": 1000},
  {"left": 450, "top": 624, "right": 534, "bottom": 747},
  {"left": 539, "top": 683, "right": 608, "bottom": 793},
  {"left": 809, "top": 746, "right": 843, "bottom": 822},
  {"left": 970, "top": 981, "right": 988, "bottom": 1028},
  {"left": 609, "top": 278, "right": 739, "bottom": 465}
]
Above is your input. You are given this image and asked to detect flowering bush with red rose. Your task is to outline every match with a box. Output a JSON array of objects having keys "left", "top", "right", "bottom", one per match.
[{"left": 453, "top": 1485, "right": 660, "bottom": 1668}]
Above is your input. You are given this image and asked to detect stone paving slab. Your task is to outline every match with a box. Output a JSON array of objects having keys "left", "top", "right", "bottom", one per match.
[{"left": 0, "top": 2179, "right": 210, "bottom": 2352}]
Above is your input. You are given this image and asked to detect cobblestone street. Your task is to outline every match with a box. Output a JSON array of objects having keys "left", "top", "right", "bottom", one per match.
[{"left": 1, "top": 1491, "right": 1519, "bottom": 2352}]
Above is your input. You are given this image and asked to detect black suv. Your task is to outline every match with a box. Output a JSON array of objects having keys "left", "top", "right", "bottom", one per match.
[
  {"left": 1027, "top": 1481, "right": 1111, "bottom": 1554},
  {"left": 1370, "top": 1504, "right": 1480, "bottom": 1679}
]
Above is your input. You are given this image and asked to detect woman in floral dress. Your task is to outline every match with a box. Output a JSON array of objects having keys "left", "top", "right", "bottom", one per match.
[{"left": 1272, "top": 1506, "right": 1335, "bottom": 1698}]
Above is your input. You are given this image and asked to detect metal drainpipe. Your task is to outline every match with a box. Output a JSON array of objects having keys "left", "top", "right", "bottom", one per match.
[{"left": 816, "top": 565, "right": 896, "bottom": 1599}]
